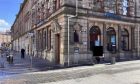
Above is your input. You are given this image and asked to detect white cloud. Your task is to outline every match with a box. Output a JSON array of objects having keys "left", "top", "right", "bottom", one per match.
[{"left": 0, "top": 19, "right": 11, "bottom": 32}]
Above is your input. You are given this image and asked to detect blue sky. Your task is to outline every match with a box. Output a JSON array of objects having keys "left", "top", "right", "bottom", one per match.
[{"left": 0, "top": 0, "right": 23, "bottom": 32}]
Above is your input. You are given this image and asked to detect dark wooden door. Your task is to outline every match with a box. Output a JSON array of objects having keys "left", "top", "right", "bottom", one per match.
[{"left": 55, "top": 34, "right": 60, "bottom": 64}]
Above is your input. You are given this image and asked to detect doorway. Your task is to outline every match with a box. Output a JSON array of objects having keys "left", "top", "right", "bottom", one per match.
[
  {"left": 89, "top": 26, "right": 101, "bottom": 51},
  {"left": 55, "top": 34, "right": 60, "bottom": 64}
]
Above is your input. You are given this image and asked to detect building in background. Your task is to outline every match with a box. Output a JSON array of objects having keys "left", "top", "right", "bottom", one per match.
[
  {"left": 0, "top": 30, "right": 11, "bottom": 49},
  {"left": 11, "top": 0, "right": 139, "bottom": 67}
]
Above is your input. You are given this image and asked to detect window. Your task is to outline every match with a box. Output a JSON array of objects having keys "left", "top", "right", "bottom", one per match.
[
  {"left": 106, "top": 27, "right": 116, "bottom": 52},
  {"left": 41, "top": 30, "right": 43, "bottom": 51},
  {"left": 74, "top": 30, "right": 79, "bottom": 43},
  {"left": 73, "top": 24, "right": 82, "bottom": 44},
  {"left": 93, "top": 0, "right": 104, "bottom": 12},
  {"left": 43, "top": 29, "right": 46, "bottom": 50},
  {"left": 104, "top": 0, "right": 116, "bottom": 14},
  {"left": 121, "top": 28, "right": 129, "bottom": 51},
  {"left": 122, "top": 0, "right": 128, "bottom": 15},
  {"left": 47, "top": 28, "right": 51, "bottom": 50},
  {"left": 37, "top": 30, "right": 42, "bottom": 51},
  {"left": 54, "top": 0, "right": 60, "bottom": 10}
]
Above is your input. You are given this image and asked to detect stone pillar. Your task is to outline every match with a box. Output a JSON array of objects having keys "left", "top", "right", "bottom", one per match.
[{"left": 117, "top": 25, "right": 121, "bottom": 61}]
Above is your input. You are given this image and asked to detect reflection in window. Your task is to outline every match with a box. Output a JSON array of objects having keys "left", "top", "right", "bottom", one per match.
[{"left": 121, "top": 28, "right": 129, "bottom": 51}]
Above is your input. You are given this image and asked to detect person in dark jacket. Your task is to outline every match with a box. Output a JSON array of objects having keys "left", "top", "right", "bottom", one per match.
[{"left": 21, "top": 48, "right": 25, "bottom": 58}]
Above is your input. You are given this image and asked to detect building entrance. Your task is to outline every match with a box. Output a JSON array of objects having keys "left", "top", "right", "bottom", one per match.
[
  {"left": 55, "top": 34, "right": 60, "bottom": 64},
  {"left": 89, "top": 26, "right": 101, "bottom": 52}
]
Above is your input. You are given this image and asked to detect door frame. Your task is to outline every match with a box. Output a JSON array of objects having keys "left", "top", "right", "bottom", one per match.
[{"left": 55, "top": 34, "right": 60, "bottom": 64}]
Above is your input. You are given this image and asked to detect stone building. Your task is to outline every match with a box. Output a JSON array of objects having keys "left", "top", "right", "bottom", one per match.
[
  {"left": 11, "top": 0, "right": 139, "bottom": 67},
  {"left": 135, "top": 0, "right": 140, "bottom": 58},
  {"left": 0, "top": 31, "right": 11, "bottom": 48}
]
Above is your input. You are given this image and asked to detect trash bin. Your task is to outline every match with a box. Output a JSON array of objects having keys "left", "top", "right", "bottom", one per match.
[
  {"left": 9, "top": 55, "right": 13, "bottom": 64},
  {"left": 7, "top": 56, "right": 10, "bottom": 62}
]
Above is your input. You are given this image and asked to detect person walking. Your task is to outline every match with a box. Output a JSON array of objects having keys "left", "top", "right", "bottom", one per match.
[{"left": 21, "top": 48, "right": 25, "bottom": 59}]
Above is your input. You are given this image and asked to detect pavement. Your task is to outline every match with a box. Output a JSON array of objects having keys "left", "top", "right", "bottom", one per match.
[
  {"left": 0, "top": 51, "right": 53, "bottom": 79},
  {"left": 0, "top": 51, "right": 140, "bottom": 84},
  {"left": 0, "top": 59, "right": 140, "bottom": 84}
]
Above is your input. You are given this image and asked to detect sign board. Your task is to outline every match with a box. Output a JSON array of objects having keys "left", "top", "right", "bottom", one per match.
[
  {"left": 104, "top": 12, "right": 121, "bottom": 20},
  {"left": 74, "top": 47, "right": 79, "bottom": 53},
  {"left": 83, "top": 42, "right": 87, "bottom": 45}
]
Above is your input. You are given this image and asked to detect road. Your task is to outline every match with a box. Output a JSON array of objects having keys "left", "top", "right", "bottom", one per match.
[{"left": 0, "top": 60, "right": 140, "bottom": 84}]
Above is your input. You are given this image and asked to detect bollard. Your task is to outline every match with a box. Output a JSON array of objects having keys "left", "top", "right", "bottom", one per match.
[{"left": 111, "top": 56, "right": 116, "bottom": 64}]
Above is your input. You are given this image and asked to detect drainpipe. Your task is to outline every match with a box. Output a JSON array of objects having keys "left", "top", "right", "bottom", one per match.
[
  {"left": 138, "top": 24, "right": 140, "bottom": 57},
  {"left": 67, "top": 0, "right": 78, "bottom": 67}
]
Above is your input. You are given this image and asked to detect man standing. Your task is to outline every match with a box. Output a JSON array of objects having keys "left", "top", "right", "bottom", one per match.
[{"left": 21, "top": 48, "right": 25, "bottom": 58}]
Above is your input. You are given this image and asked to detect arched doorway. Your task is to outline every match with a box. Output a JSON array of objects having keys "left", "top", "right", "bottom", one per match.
[
  {"left": 106, "top": 27, "right": 116, "bottom": 52},
  {"left": 89, "top": 26, "right": 101, "bottom": 51}
]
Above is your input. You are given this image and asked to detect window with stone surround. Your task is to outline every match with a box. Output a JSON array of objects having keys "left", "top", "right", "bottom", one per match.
[
  {"left": 106, "top": 27, "right": 116, "bottom": 52},
  {"left": 40, "top": 1, "right": 45, "bottom": 20},
  {"left": 74, "top": 30, "right": 79, "bottom": 43},
  {"left": 121, "top": 28, "right": 129, "bottom": 51},
  {"left": 44, "top": 0, "right": 49, "bottom": 18},
  {"left": 54, "top": 0, "right": 61, "bottom": 10},
  {"left": 47, "top": 27, "right": 51, "bottom": 50},
  {"left": 72, "top": 23, "right": 82, "bottom": 44},
  {"left": 37, "top": 30, "right": 42, "bottom": 51},
  {"left": 43, "top": 29, "right": 47, "bottom": 50},
  {"left": 104, "top": 0, "right": 116, "bottom": 14},
  {"left": 93, "top": 0, "right": 104, "bottom": 12},
  {"left": 89, "top": 0, "right": 135, "bottom": 16},
  {"left": 24, "top": 11, "right": 30, "bottom": 22}
]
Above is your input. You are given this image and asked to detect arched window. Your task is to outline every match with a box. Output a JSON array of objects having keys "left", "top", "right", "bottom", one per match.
[
  {"left": 121, "top": 28, "right": 129, "bottom": 51},
  {"left": 106, "top": 27, "right": 116, "bottom": 52},
  {"left": 74, "top": 30, "right": 79, "bottom": 43},
  {"left": 89, "top": 26, "right": 101, "bottom": 51},
  {"left": 73, "top": 24, "right": 81, "bottom": 44}
]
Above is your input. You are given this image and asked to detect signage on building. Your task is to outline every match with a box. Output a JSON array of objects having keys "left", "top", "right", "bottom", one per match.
[
  {"left": 83, "top": 42, "right": 87, "bottom": 45},
  {"left": 74, "top": 47, "right": 79, "bottom": 53},
  {"left": 104, "top": 12, "right": 121, "bottom": 20}
]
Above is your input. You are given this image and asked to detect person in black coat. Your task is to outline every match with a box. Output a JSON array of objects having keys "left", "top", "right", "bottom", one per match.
[{"left": 21, "top": 48, "right": 25, "bottom": 58}]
